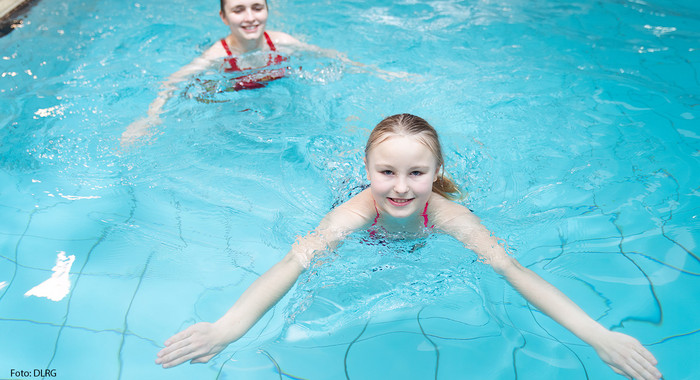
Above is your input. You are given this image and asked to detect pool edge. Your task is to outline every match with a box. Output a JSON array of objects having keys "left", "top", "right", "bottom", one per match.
[{"left": 0, "top": 0, "right": 39, "bottom": 37}]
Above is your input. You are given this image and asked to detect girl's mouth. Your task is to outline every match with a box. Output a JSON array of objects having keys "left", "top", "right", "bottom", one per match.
[
  {"left": 388, "top": 197, "right": 413, "bottom": 207},
  {"left": 241, "top": 24, "right": 260, "bottom": 33}
]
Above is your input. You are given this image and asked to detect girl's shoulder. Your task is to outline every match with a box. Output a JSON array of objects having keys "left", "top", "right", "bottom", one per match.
[
  {"left": 265, "top": 31, "right": 302, "bottom": 46},
  {"left": 427, "top": 192, "right": 467, "bottom": 212},
  {"left": 319, "top": 189, "right": 376, "bottom": 232},
  {"left": 200, "top": 39, "right": 229, "bottom": 60},
  {"left": 427, "top": 193, "right": 478, "bottom": 230}
]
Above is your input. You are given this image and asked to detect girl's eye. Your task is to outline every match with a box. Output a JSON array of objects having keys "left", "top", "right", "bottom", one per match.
[
  {"left": 381, "top": 170, "right": 393, "bottom": 175},
  {"left": 253, "top": 4, "right": 265, "bottom": 11},
  {"left": 232, "top": 7, "right": 244, "bottom": 13},
  {"left": 410, "top": 171, "right": 423, "bottom": 176}
]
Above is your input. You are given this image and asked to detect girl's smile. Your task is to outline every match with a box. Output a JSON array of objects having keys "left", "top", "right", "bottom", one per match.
[
  {"left": 387, "top": 197, "right": 414, "bottom": 207},
  {"left": 220, "top": 0, "right": 269, "bottom": 48},
  {"left": 241, "top": 24, "right": 261, "bottom": 33}
]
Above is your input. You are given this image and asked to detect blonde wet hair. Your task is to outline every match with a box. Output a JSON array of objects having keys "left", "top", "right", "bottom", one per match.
[{"left": 365, "top": 113, "right": 462, "bottom": 200}]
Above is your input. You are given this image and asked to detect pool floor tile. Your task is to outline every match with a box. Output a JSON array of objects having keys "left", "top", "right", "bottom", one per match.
[
  {"left": 513, "top": 333, "right": 594, "bottom": 379},
  {"left": 346, "top": 329, "right": 438, "bottom": 380},
  {"left": 25, "top": 202, "right": 108, "bottom": 241},
  {"left": 0, "top": 266, "right": 71, "bottom": 324},
  {"left": 48, "top": 328, "right": 122, "bottom": 380},
  {"left": 14, "top": 236, "right": 93, "bottom": 273},
  {"left": 124, "top": 276, "right": 210, "bottom": 343},
  {"left": 556, "top": 212, "right": 622, "bottom": 246},
  {"left": 0, "top": 204, "right": 33, "bottom": 236},
  {"left": 78, "top": 235, "right": 153, "bottom": 278},
  {"left": 0, "top": 320, "right": 61, "bottom": 372},
  {"left": 250, "top": 342, "right": 349, "bottom": 379},
  {"left": 64, "top": 274, "right": 141, "bottom": 333},
  {"left": 649, "top": 327, "right": 700, "bottom": 380},
  {"left": 119, "top": 333, "right": 222, "bottom": 380}
]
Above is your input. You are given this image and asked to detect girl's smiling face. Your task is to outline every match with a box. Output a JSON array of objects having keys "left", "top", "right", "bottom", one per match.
[
  {"left": 365, "top": 135, "right": 440, "bottom": 224},
  {"left": 220, "top": 0, "right": 268, "bottom": 44}
]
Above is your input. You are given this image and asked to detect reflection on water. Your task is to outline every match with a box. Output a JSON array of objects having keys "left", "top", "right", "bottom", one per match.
[{"left": 24, "top": 251, "right": 75, "bottom": 302}]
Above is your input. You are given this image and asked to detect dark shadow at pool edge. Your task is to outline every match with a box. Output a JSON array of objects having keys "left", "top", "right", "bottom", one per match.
[{"left": 1, "top": 0, "right": 41, "bottom": 38}]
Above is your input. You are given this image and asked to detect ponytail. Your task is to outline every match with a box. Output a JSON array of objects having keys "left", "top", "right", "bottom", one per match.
[{"left": 433, "top": 173, "right": 462, "bottom": 200}]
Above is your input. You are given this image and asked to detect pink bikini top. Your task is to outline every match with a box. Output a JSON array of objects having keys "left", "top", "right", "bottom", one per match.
[{"left": 369, "top": 201, "right": 434, "bottom": 238}]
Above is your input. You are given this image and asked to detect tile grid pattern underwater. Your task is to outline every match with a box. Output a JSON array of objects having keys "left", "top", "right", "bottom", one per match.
[
  {"left": 1, "top": 0, "right": 700, "bottom": 379},
  {"left": 2, "top": 177, "right": 699, "bottom": 378}
]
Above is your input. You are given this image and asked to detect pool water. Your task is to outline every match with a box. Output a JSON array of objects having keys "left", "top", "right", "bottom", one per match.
[{"left": 1, "top": 0, "right": 698, "bottom": 379}]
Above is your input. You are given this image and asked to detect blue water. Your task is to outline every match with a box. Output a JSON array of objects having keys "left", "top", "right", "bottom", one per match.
[{"left": 1, "top": 0, "right": 698, "bottom": 379}]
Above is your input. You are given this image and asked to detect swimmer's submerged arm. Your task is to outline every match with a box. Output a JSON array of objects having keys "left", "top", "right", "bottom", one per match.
[
  {"left": 156, "top": 193, "right": 373, "bottom": 368},
  {"left": 268, "top": 32, "right": 412, "bottom": 81},
  {"left": 161, "top": 43, "right": 226, "bottom": 92},
  {"left": 305, "top": 43, "right": 413, "bottom": 81},
  {"left": 121, "top": 45, "right": 223, "bottom": 146},
  {"left": 155, "top": 233, "right": 331, "bottom": 368},
  {"left": 146, "top": 45, "right": 224, "bottom": 116},
  {"left": 292, "top": 191, "right": 376, "bottom": 267},
  {"left": 435, "top": 201, "right": 661, "bottom": 380},
  {"left": 489, "top": 252, "right": 661, "bottom": 379},
  {"left": 155, "top": 248, "right": 305, "bottom": 368}
]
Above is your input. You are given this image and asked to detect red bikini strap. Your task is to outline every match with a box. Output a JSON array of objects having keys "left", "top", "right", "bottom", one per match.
[
  {"left": 220, "top": 38, "right": 233, "bottom": 56},
  {"left": 264, "top": 32, "right": 276, "bottom": 51},
  {"left": 223, "top": 34, "right": 275, "bottom": 54}
]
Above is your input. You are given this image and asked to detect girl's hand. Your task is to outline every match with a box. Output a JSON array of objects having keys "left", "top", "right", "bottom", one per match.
[
  {"left": 155, "top": 322, "right": 230, "bottom": 368},
  {"left": 592, "top": 330, "right": 662, "bottom": 380},
  {"left": 120, "top": 115, "right": 161, "bottom": 147}
]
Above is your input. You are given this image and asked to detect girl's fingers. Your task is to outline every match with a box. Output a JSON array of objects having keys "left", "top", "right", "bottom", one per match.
[
  {"left": 610, "top": 365, "right": 629, "bottom": 378},
  {"left": 620, "top": 351, "right": 661, "bottom": 380},
  {"left": 157, "top": 335, "right": 193, "bottom": 360},
  {"left": 638, "top": 346, "right": 659, "bottom": 366},
  {"left": 155, "top": 323, "right": 220, "bottom": 368},
  {"left": 627, "top": 356, "right": 649, "bottom": 380},
  {"left": 159, "top": 342, "right": 203, "bottom": 368},
  {"left": 164, "top": 326, "right": 195, "bottom": 346},
  {"left": 161, "top": 349, "right": 200, "bottom": 368},
  {"left": 634, "top": 350, "right": 662, "bottom": 379}
]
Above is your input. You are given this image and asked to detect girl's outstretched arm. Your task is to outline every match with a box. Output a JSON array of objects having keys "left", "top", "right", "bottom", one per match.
[
  {"left": 121, "top": 45, "right": 224, "bottom": 146},
  {"left": 155, "top": 191, "right": 375, "bottom": 368},
  {"left": 268, "top": 31, "right": 412, "bottom": 81},
  {"left": 155, "top": 248, "right": 306, "bottom": 368},
  {"left": 432, "top": 196, "right": 662, "bottom": 380}
]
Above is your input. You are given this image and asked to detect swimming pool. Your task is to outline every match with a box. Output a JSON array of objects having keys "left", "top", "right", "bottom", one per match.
[{"left": 1, "top": 0, "right": 698, "bottom": 378}]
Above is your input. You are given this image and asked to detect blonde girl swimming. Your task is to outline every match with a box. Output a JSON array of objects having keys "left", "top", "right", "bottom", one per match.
[{"left": 155, "top": 114, "right": 661, "bottom": 380}]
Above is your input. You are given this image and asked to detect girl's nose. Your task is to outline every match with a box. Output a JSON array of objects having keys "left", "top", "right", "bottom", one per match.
[
  {"left": 243, "top": 9, "right": 255, "bottom": 21},
  {"left": 393, "top": 177, "right": 409, "bottom": 194}
]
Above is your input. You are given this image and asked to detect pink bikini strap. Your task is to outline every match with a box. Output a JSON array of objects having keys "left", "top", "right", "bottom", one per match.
[
  {"left": 371, "top": 201, "right": 430, "bottom": 228},
  {"left": 421, "top": 202, "right": 431, "bottom": 228},
  {"left": 371, "top": 201, "right": 380, "bottom": 227}
]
